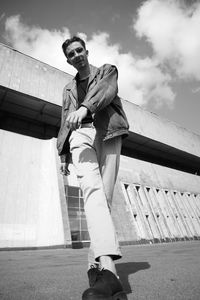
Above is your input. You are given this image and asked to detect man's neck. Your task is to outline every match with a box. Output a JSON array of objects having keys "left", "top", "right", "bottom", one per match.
[{"left": 78, "top": 65, "right": 90, "bottom": 80}]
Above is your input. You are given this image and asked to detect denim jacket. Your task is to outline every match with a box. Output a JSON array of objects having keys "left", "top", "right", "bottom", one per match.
[{"left": 57, "top": 64, "right": 129, "bottom": 162}]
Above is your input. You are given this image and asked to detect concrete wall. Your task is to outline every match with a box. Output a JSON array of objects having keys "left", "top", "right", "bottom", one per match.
[
  {"left": 119, "top": 155, "right": 200, "bottom": 194},
  {"left": 65, "top": 155, "right": 200, "bottom": 244},
  {"left": 111, "top": 155, "right": 200, "bottom": 243},
  {"left": 0, "top": 43, "right": 72, "bottom": 107},
  {"left": 1, "top": 43, "right": 200, "bottom": 247},
  {"left": 0, "top": 129, "right": 71, "bottom": 248},
  {"left": 123, "top": 100, "right": 200, "bottom": 157},
  {"left": 1, "top": 43, "right": 200, "bottom": 159}
]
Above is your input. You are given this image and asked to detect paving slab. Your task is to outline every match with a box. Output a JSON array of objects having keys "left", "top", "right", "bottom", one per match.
[{"left": 0, "top": 241, "right": 200, "bottom": 300}]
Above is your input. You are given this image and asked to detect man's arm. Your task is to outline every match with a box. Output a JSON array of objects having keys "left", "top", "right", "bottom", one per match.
[
  {"left": 60, "top": 152, "right": 72, "bottom": 175},
  {"left": 65, "top": 106, "right": 88, "bottom": 131},
  {"left": 58, "top": 86, "right": 73, "bottom": 175},
  {"left": 65, "top": 65, "right": 117, "bottom": 131},
  {"left": 60, "top": 106, "right": 88, "bottom": 175},
  {"left": 81, "top": 64, "right": 118, "bottom": 114}
]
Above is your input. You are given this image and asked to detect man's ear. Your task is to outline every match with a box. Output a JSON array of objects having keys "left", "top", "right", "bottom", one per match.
[{"left": 86, "top": 50, "right": 89, "bottom": 56}]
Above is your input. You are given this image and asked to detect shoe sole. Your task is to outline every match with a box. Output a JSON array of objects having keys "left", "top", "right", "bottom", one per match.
[
  {"left": 113, "top": 291, "right": 128, "bottom": 300},
  {"left": 82, "top": 291, "right": 128, "bottom": 300}
]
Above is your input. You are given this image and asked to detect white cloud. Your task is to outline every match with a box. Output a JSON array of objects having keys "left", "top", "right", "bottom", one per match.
[
  {"left": 0, "top": 13, "right": 5, "bottom": 21},
  {"left": 75, "top": 33, "right": 174, "bottom": 107},
  {"left": 3, "top": 14, "right": 175, "bottom": 107},
  {"left": 192, "top": 86, "right": 200, "bottom": 94},
  {"left": 4, "top": 15, "right": 74, "bottom": 74},
  {"left": 134, "top": 0, "right": 200, "bottom": 80}
]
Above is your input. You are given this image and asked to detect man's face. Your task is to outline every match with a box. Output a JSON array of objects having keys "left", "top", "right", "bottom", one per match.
[{"left": 66, "top": 41, "right": 89, "bottom": 71}]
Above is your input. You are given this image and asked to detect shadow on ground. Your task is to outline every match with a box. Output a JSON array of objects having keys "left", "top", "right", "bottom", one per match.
[{"left": 116, "top": 262, "right": 151, "bottom": 294}]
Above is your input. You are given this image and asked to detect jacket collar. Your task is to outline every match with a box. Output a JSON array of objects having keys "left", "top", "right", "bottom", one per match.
[
  {"left": 67, "top": 64, "right": 99, "bottom": 91},
  {"left": 66, "top": 64, "right": 99, "bottom": 106},
  {"left": 87, "top": 64, "right": 99, "bottom": 84}
]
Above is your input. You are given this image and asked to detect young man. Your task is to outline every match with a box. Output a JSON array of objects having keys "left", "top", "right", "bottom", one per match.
[{"left": 57, "top": 36, "right": 129, "bottom": 300}]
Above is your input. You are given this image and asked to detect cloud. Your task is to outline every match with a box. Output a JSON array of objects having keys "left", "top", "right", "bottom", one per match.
[
  {"left": 0, "top": 13, "right": 5, "bottom": 22},
  {"left": 3, "top": 14, "right": 175, "bottom": 107},
  {"left": 192, "top": 86, "right": 200, "bottom": 94},
  {"left": 83, "top": 32, "right": 174, "bottom": 107},
  {"left": 4, "top": 15, "right": 74, "bottom": 74},
  {"left": 134, "top": 0, "right": 200, "bottom": 81}
]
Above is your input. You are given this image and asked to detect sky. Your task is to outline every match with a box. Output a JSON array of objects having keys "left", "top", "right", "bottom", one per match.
[{"left": 0, "top": 0, "right": 200, "bottom": 135}]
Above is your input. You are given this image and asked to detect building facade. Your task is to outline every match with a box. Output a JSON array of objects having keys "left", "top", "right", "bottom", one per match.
[{"left": 0, "top": 43, "right": 200, "bottom": 249}]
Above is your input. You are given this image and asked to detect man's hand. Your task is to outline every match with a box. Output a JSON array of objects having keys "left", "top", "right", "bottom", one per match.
[
  {"left": 66, "top": 106, "right": 88, "bottom": 130},
  {"left": 60, "top": 162, "right": 70, "bottom": 176}
]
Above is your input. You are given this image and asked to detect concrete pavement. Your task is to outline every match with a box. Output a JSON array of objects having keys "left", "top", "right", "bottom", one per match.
[{"left": 0, "top": 241, "right": 200, "bottom": 300}]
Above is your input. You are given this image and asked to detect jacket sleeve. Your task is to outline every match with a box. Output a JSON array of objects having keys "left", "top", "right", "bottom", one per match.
[
  {"left": 60, "top": 87, "right": 67, "bottom": 129},
  {"left": 57, "top": 86, "right": 71, "bottom": 163},
  {"left": 81, "top": 64, "right": 118, "bottom": 114}
]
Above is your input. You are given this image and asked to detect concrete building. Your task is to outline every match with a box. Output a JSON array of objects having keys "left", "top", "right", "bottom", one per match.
[{"left": 0, "top": 43, "right": 200, "bottom": 249}]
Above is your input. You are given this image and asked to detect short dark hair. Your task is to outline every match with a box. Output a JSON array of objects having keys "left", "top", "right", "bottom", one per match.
[{"left": 62, "top": 36, "right": 86, "bottom": 57}]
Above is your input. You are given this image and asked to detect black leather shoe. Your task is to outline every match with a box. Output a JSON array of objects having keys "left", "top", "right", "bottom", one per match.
[{"left": 82, "top": 268, "right": 127, "bottom": 300}]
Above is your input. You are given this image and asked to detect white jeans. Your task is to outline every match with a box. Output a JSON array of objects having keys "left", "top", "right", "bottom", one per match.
[{"left": 69, "top": 126, "right": 122, "bottom": 264}]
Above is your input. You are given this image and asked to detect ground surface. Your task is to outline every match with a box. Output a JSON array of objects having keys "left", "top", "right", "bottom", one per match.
[{"left": 0, "top": 241, "right": 200, "bottom": 300}]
